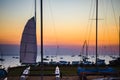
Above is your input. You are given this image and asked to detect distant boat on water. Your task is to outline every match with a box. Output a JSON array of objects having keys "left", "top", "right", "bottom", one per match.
[
  {"left": 12, "top": 56, "right": 19, "bottom": 59},
  {"left": 71, "top": 55, "right": 75, "bottom": 57},
  {"left": 97, "top": 58, "right": 105, "bottom": 65},
  {"left": 0, "top": 58, "right": 4, "bottom": 62},
  {"left": 60, "top": 57, "right": 63, "bottom": 59}
]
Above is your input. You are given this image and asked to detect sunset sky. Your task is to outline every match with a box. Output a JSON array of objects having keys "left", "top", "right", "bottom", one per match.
[{"left": 0, "top": 0, "right": 120, "bottom": 46}]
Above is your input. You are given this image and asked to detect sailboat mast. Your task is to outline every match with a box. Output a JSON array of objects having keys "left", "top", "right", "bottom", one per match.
[
  {"left": 86, "top": 42, "right": 88, "bottom": 58},
  {"left": 119, "top": 16, "right": 120, "bottom": 57},
  {"left": 35, "top": 0, "right": 36, "bottom": 20},
  {"left": 35, "top": 0, "right": 37, "bottom": 64},
  {"left": 84, "top": 41, "right": 88, "bottom": 58},
  {"left": 40, "top": 0, "right": 43, "bottom": 64},
  {"left": 95, "top": 0, "right": 98, "bottom": 66},
  {"left": 40, "top": 0, "right": 43, "bottom": 80}
]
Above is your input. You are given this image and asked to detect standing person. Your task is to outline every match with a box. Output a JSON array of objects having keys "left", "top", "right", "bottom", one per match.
[{"left": 55, "top": 66, "right": 60, "bottom": 80}]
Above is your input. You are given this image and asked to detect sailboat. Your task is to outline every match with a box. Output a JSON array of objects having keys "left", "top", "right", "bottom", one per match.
[
  {"left": 20, "top": 0, "right": 44, "bottom": 65},
  {"left": 20, "top": 0, "right": 43, "bottom": 80},
  {"left": 81, "top": 40, "right": 88, "bottom": 60},
  {"left": 20, "top": 0, "right": 44, "bottom": 79},
  {"left": 20, "top": 17, "right": 37, "bottom": 64},
  {"left": 81, "top": 40, "right": 93, "bottom": 65},
  {"left": 77, "top": 0, "right": 119, "bottom": 78}
]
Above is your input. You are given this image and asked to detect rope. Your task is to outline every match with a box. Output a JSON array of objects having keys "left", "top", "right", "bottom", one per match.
[
  {"left": 48, "top": 0, "right": 59, "bottom": 61},
  {"left": 110, "top": 0, "right": 119, "bottom": 56},
  {"left": 111, "top": 0, "right": 118, "bottom": 33},
  {"left": 88, "top": 0, "right": 95, "bottom": 56}
]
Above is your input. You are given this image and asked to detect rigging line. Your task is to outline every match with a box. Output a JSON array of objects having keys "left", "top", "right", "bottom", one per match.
[
  {"left": 107, "top": 22, "right": 114, "bottom": 56},
  {"left": 80, "top": 0, "right": 93, "bottom": 57},
  {"left": 100, "top": 0, "right": 105, "bottom": 19},
  {"left": 103, "top": 0, "right": 109, "bottom": 38},
  {"left": 81, "top": 1, "right": 91, "bottom": 56},
  {"left": 85, "top": 0, "right": 94, "bottom": 56},
  {"left": 115, "top": 4, "right": 120, "bottom": 21},
  {"left": 101, "top": 1, "right": 109, "bottom": 53},
  {"left": 88, "top": 0, "right": 95, "bottom": 46},
  {"left": 104, "top": 0, "right": 115, "bottom": 56},
  {"left": 100, "top": 0, "right": 104, "bottom": 44},
  {"left": 30, "top": 0, "right": 34, "bottom": 18},
  {"left": 89, "top": 0, "right": 94, "bottom": 19},
  {"left": 104, "top": 0, "right": 109, "bottom": 25},
  {"left": 111, "top": 0, "right": 119, "bottom": 55},
  {"left": 86, "top": 0, "right": 95, "bottom": 56},
  {"left": 87, "top": 0, "right": 93, "bottom": 39},
  {"left": 84, "top": 0, "right": 93, "bottom": 42},
  {"left": 48, "top": 0, "right": 59, "bottom": 60},
  {"left": 111, "top": 0, "right": 118, "bottom": 33},
  {"left": 103, "top": 0, "right": 111, "bottom": 50},
  {"left": 48, "top": 0, "right": 58, "bottom": 45}
]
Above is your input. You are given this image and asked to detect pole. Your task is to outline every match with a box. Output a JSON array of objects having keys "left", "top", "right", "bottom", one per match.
[
  {"left": 86, "top": 41, "right": 88, "bottom": 59},
  {"left": 40, "top": 0, "right": 43, "bottom": 80},
  {"left": 96, "top": 0, "right": 98, "bottom": 67},
  {"left": 119, "top": 16, "right": 120, "bottom": 57},
  {"left": 40, "top": 0, "right": 43, "bottom": 64},
  {"left": 35, "top": 0, "right": 36, "bottom": 20}
]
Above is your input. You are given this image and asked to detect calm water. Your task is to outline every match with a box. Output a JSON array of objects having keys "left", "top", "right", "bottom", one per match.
[
  {"left": 0, "top": 44, "right": 119, "bottom": 68},
  {"left": 1, "top": 54, "right": 118, "bottom": 68}
]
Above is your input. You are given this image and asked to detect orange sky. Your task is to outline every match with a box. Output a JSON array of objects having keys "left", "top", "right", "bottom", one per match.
[{"left": 0, "top": 0, "right": 120, "bottom": 46}]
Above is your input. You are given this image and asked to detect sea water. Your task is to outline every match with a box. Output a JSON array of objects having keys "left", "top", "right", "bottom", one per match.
[
  {"left": 0, "top": 44, "right": 119, "bottom": 68},
  {"left": 1, "top": 54, "right": 117, "bottom": 68}
]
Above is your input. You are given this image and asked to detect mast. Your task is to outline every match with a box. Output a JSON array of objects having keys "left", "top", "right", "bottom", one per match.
[
  {"left": 40, "top": 0, "right": 43, "bottom": 80},
  {"left": 95, "top": 0, "right": 98, "bottom": 66},
  {"left": 20, "top": 0, "right": 37, "bottom": 64},
  {"left": 119, "top": 16, "right": 120, "bottom": 57},
  {"left": 40, "top": 0, "right": 43, "bottom": 66},
  {"left": 81, "top": 40, "right": 86, "bottom": 56},
  {"left": 35, "top": 0, "right": 36, "bottom": 20},
  {"left": 86, "top": 41, "right": 88, "bottom": 58}
]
